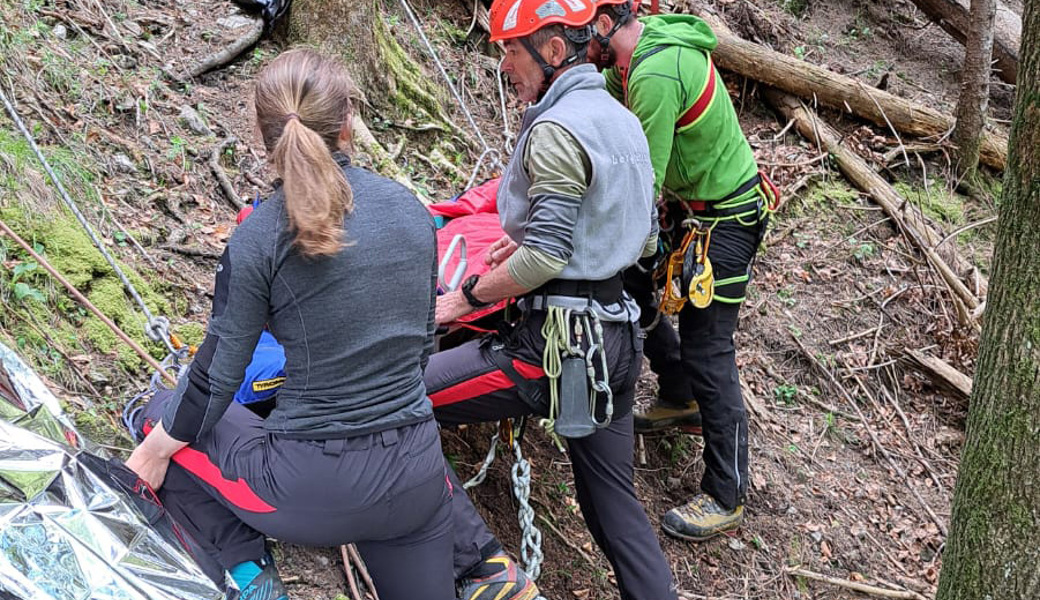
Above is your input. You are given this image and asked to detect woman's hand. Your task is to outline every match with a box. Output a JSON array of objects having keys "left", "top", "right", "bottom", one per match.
[
  {"left": 485, "top": 235, "right": 518, "bottom": 269},
  {"left": 125, "top": 421, "right": 188, "bottom": 491},
  {"left": 126, "top": 446, "right": 171, "bottom": 491}
]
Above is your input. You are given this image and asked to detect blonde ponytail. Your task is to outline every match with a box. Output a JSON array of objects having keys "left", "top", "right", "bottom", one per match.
[{"left": 255, "top": 49, "right": 358, "bottom": 258}]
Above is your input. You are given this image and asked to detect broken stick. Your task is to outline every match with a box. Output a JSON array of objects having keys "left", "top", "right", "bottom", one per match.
[
  {"left": 903, "top": 349, "right": 974, "bottom": 400},
  {"left": 786, "top": 566, "right": 930, "bottom": 600},
  {"left": 209, "top": 137, "right": 243, "bottom": 210}
]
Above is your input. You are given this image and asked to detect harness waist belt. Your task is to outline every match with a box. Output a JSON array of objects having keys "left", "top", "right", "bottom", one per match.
[
  {"left": 530, "top": 274, "right": 624, "bottom": 305},
  {"left": 679, "top": 173, "right": 762, "bottom": 215}
]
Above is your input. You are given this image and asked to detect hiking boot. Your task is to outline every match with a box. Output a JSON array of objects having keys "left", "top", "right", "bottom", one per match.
[
  {"left": 633, "top": 399, "right": 702, "bottom": 435},
  {"left": 458, "top": 551, "right": 541, "bottom": 600},
  {"left": 661, "top": 493, "right": 744, "bottom": 541},
  {"left": 233, "top": 554, "right": 289, "bottom": 600}
]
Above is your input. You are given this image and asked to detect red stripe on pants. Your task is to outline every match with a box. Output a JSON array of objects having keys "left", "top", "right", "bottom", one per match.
[
  {"left": 142, "top": 422, "right": 276, "bottom": 513},
  {"left": 429, "top": 359, "right": 544, "bottom": 407}
]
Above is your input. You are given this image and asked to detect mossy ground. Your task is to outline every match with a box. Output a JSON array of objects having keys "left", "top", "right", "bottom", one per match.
[{"left": 0, "top": 124, "right": 182, "bottom": 392}]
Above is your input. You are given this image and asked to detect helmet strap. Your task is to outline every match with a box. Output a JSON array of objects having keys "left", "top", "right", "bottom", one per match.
[
  {"left": 520, "top": 26, "right": 592, "bottom": 99},
  {"left": 593, "top": 2, "right": 633, "bottom": 64}
]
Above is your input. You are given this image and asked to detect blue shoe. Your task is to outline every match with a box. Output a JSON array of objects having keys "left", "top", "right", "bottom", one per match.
[{"left": 232, "top": 554, "right": 289, "bottom": 600}]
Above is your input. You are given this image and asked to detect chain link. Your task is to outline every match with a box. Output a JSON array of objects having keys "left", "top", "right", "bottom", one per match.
[
  {"left": 510, "top": 439, "right": 543, "bottom": 581},
  {"left": 462, "top": 430, "right": 544, "bottom": 582},
  {"left": 462, "top": 432, "right": 499, "bottom": 490}
]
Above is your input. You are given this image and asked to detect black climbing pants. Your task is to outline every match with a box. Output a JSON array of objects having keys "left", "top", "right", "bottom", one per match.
[
  {"left": 427, "top": 308, "right": 678, "bottom": 600},
  {"left": 135, "top": 391, "right": 455, "bottom": 600},
  {"left": 622, "top": 215, "right": 767, "bottom": 510}
]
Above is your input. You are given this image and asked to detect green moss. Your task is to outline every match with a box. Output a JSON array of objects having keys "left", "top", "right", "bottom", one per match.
[
  {"left": 375, "top": 18, "right": 450, "bottom": 125},
  {"left": 894, "top": 182, "right": 967, "bottom": 225},
  {"left": 788, "top": 177, "right": 859, "bottom": 217},
  {"left": 1, "top": 157, "right": 171, "bottom": 373},
  {"left": 73, "top": 408, "right": 133, "bottom": 452},
  {"left": 177, "top": 321, "right": 206, "bottom": 347}
]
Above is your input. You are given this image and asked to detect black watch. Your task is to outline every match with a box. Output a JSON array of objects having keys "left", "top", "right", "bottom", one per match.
[{"left": 461, "top": 274, "right": 492, "bottom": 309}]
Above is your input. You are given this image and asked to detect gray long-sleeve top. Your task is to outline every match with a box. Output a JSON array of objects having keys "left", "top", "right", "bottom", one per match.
[{"left": 162, "top": 155, "right": 437, "bottom": 442}]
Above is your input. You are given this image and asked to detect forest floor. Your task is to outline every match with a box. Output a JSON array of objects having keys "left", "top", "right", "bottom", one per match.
[{"left": 0, "top": 0, "right": 1013, "bottom": 598}]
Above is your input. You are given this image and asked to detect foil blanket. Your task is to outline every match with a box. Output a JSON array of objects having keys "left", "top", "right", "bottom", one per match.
[{"left": 0, "top": 342, "right": 226, "bottom": 600}]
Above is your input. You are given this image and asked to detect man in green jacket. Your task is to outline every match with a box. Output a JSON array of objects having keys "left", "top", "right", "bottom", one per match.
[{"left": 588, "top": 0, "right": 775, "bottom": 541}]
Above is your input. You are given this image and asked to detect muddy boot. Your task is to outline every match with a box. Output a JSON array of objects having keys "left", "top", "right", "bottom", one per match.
[
  {"left": 661, "top": 493, "right": 744, "bottom": 541},
  {"left": 633, "top": 399, "right": 702, "bottom": 435},
  {"left": 458, "top": 551, "right": 541, "bottom": 600}
]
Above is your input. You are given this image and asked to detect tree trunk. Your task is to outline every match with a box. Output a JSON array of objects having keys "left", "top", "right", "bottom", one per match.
[
  {"left": 694, "top": 12, "right": 1010, "bottom": 172},
  {"left": 908, "top": 0, "right": 1021, "bottom": 84},
  {"left": 286, "top": 0, "right": 452, "bottom": 127},
  {"left": 951, "top": 0, "right": 997, "bottom": 178},
  {"left": 934, "top": 1, "right": 1040, "bottom": 597}
]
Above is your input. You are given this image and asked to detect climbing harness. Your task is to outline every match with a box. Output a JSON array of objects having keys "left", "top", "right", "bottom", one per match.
[
  {"left": 463, "top": 418, "right": 544, "bottom": 582},
  {"left": 0, "top": 85, "right": 184, "bottom": 358},
  {"left": 656, "top": 169, "right": 781, "bottom": 314}
]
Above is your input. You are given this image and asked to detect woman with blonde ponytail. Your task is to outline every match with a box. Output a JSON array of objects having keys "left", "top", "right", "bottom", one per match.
[{"left": 126, "top": 49, "right": 453, "bottom": 600}]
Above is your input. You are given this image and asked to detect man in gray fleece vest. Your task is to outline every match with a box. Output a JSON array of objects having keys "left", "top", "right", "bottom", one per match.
[{"left": 430, "top": 2, "right": 677, "bottom": 599}]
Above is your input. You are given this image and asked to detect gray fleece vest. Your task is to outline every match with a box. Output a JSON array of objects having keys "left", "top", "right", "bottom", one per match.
[{"left": 499, "top": 64, "right": 655, "bottom": 282}]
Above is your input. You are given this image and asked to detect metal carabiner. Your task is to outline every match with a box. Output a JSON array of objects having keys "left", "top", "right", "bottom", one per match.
[{"left": 438, "top": 234, "right": 468, "bottom": 292}]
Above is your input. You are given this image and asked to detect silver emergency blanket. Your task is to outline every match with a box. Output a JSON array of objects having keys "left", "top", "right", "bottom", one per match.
[{"left": 0, "top": 341, "right": 225, "bottom": 600}]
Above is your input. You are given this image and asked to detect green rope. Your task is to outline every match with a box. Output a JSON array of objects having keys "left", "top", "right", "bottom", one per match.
[{"left": 540, "top": 305, "right": 572, "bottom": 451}]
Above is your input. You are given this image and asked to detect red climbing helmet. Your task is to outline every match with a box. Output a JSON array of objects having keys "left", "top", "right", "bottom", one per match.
[{"left": 489, "top": 0, "right": 598, "bottom": 42}]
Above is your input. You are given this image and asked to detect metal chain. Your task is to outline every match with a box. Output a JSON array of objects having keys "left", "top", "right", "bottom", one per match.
[
  {"left": 396, "top": 0, "right": 506, "bottom": 185},
  {"left": 462, "top": 431, "right": 545, "bottom": 582},
  {"left": 0, "top": 84, "right": 177, "bottom": 354},
  {"left": 510, "top": 438, "right": 543, "bottom": 581}
]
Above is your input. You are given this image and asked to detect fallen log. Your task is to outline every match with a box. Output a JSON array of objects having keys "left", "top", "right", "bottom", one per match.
[
  {"left": 179, "top": 16, "right": 263, "bottom": 81},
  {"left": 909, "top": 0, "right": 1021, "bottom": 84},
  {"left": 765, "top": 88, "right": 984, "bottom": 324},
  {"left": 903, "top": 349, "right": 973, "bottom": 399},
  {"left": 696, "top": 12, "right": 1009, "bottom": 171}
]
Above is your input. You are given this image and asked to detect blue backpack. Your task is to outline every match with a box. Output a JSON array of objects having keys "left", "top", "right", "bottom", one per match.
[{"left": 234, "top": 330, "right": 287, "bottom": 405}]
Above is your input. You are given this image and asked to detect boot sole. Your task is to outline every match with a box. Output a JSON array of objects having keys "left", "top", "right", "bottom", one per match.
[
  {"left": 661, "top": 521, "right": 740, "bottom": 542},
  {"left": 634, "top": 417, "right": 703, "bottom": 435},
  {"left": 463, "top": 580, "right": 540, "bottom": 600}
]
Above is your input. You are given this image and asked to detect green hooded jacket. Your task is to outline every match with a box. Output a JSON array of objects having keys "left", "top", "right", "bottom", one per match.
[{"left": 605, "top": 14, "right": 758, "bottom": 202}]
